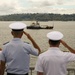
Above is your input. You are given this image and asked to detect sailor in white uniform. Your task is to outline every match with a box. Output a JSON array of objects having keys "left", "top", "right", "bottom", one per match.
[
  {"left": 1, "top": 22, "right": 41, "bottom": 75},
  {"left": 35, "top": 31, "right": 75, "bottom": 75}
]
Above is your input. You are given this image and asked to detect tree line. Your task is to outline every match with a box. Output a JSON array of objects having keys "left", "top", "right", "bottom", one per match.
[{"left": 0, "top": 13, "right": 75, "bottom": 21}]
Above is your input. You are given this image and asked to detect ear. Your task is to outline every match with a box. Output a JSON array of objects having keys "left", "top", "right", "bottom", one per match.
[
  {"left": 21, "top": 31, "right": 23, "bottom": 36},
  {"left": 48, "top": 40, "right": 50, "bottom": 44},
  {"left": 59, "top": 40, "right": 61, "bottom": 44},
  {"left": 11, "top": 31, "right": 13, "bottom": 35}
]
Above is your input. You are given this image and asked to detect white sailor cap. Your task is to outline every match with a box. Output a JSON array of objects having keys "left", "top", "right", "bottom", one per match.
[
  {"left": 47, "top": 31, "right": 63, "bottom": 40},
  {"left": 9, "top": 22, "right": 27, "bottom": 31}
]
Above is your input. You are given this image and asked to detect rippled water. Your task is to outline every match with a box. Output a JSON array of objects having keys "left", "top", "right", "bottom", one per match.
[{"left": 0, "top": 21, "right": 75, "bottom": 74}]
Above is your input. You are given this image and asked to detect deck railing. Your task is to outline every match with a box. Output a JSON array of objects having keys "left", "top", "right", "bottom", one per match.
[
  {"left": 4, "top": 67, "right": 75, "bottom": 75},
  {"left": 29, "top": 67, "right": 75, "bottom": 75},
  {"left": 67, "top": 68, "right": 75, "bottom": 75}
]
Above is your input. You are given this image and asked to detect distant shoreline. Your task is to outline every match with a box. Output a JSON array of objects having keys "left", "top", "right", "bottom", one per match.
[{"left": 0, "top": 13, "right": 75, "bottom": 21}]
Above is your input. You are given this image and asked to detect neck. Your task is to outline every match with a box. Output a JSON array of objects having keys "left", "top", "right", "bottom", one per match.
[
  {"left": 13, "top": 36, "right": 21, "bottom": 38},
  {"left": 50, "top": 45, "right": 59, "bottom": 47}
]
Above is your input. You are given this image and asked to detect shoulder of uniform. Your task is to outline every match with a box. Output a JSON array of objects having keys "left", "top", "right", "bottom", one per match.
[
  {"left": 3, "top": 41, "right": 30, "bottom": 45},
  {"left": 24, "top": 41, "right": 30, "bottom": 44},
  {"left": 3, "top": 42, "right": 9, "bottom": 45}
]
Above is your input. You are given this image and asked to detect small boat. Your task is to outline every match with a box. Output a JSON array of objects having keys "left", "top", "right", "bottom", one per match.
[{"left": 27, "top": 21, "right": 54, "bottom": 29}]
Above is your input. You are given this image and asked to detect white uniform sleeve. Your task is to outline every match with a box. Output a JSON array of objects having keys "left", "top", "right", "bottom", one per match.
[
  {"left": 65, "top": 52, "right": 75, "bottom": 62},
  {"left": 35, "top": 56, "right": 43, "bottom": 72},
  {"left": 24, "top": 44, "right": 39, "bottom": 56},
  {"left": 29, "top": 45, "right": 39, "bottom": 56}
]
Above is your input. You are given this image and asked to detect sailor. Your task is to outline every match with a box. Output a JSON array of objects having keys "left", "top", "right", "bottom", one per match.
[
  {"left": 1, "top": 22, "right": 41, "bottom": 75},
  {"left": 35, "top": 31, "right": 75, "bottom": 75}
]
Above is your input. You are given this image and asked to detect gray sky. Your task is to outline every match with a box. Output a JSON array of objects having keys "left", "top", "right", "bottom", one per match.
[{"left": 0, "top": 0, "right": 75, "bottom": 15}]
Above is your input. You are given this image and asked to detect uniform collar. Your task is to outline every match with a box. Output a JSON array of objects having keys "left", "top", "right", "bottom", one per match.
[
  {"left": 12, "top": 38, "right": 21, "bottom": 41},
  {"left": 48, "top": 47, "right": 60, "bottom": 51}
]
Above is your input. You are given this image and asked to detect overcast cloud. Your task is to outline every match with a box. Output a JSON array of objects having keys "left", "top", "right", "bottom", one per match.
[{"left": 0, "top": 0, "right": 75, "bottom": 15}]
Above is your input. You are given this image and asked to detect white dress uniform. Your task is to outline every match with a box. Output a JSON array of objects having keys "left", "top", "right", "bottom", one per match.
[
  {"left": 35, "top": 31, "right": 75, "bottom": 75},
  {"left": 35, "top": 47, "right": 75, "bottom": 75},
  {"left": 1, "top": 22, "right": 39, "bottom": 75}
]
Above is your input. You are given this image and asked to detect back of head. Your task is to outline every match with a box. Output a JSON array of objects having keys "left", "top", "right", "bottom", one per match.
[
  {"left": 47, "top": 31, "right": 63, "bottom": 46},
  {"left": 49, "top": 40, "right": 60, "bottom": 46}
]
